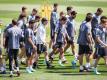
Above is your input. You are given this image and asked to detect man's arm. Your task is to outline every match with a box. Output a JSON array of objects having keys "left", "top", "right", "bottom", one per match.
[{"left": 96, "top": 36, "right": 107, "bottom": 47}]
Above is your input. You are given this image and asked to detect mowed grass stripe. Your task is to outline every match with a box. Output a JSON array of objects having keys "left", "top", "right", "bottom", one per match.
[
  {"left": 0, "top": 0, "right": 107, "bottom": 7},
  {"left": 0, "top": 4, "right": 107, "bottom": 14}
]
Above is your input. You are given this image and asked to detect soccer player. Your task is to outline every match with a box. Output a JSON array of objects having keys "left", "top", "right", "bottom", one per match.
[
  {"left": 91, "top": 8, "right": 103, "bottom": 65},
  {"left": 6, "top": 19, "right": 23, "bottom": 77},
  {"left": 49, "top": 11, "right": 66, "bottom": 63},
  {"left": 17, "top": 14, "right": 27, "bottom": 65},
  {"left": 64, "top": 11, "right": 77, "bottom": 68},
  {"left": 77, "top": 13, "right": 93, "bottom": 72},
  {"left": 66, "top": 6, "right": 73, "bottom": 19},
  {"left": 25, "top": 20, "right": 37, "bottom": 73},
  {"left": 36, "top": 18, "right": 53, "bottom": 69},
  {"left": 91, "top": 8, "right": 103, "bottom": 34},
  {"left": 50, "top": 16, "right": 68, "bottom": 66},
  {"left": 27, "top": 8, "right": 38, "bottom": 22},
  {"left": 32, "top": 15, "right": 41, "bottom": 69},
  {"left": 93, "top": 16, "right": 107, "bottom": 74},
  {"left": 20, "top": 6, "right": 27, "bottom": 17},
  {"left": 49, "top": 3, "right": 59, "bottom": 52}
]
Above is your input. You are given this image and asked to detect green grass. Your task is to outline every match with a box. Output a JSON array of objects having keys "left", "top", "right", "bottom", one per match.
[
  {"left": 0, "top": 0, "right": 107, "bottom": 80},
  {"left": 0, "top": 55, "right": 107, "bottom": 80},
  {"left": 0, "top": 0, "right": 107, "bottom": 7}
]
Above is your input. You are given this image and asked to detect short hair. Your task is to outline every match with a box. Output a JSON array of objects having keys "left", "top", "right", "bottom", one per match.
[
  {"left": 22, "top": 6, "right": 27, "bottom": 11},
  {"left": 71, "top": 11, "right": 77, "bottom": 15},
  {"left": 97, "top": 8, "right": 103, "bottom": 12},
  {"left": 41, "top": 18, "right": 48, "bottom": 23},
  {"left": 86, "top": 13, "right": 92, "bottom": 16},
  {"left": 54, "top": 3, "right": 58, "bottom": 7},
  {"left": 60, "top": 16, "right": 67, "bottom": 21},
  {"left": 18, "top": 14, "right": 26, "bottom": 19},
  {"left": 12, "top": 19, "right": 17, "bottom": 25},
  {"left": 85, "top": 13, "right": 93, "bottom": 22},
  {"left": 35, "top": 15, "right": 41, "bottom": 20},
  {"left": 32, "top": 8, "right": 38, "bottom": 13},
  {"left": 60, "top": 11, "right": 64, "bottom": 16},
  {"left": 100, "top": 16, "right": 107, "bottom": 23},
  {"left": 66, "top": 6, "right": 72, "bottom": 11},
  {"left": 29, "top": 20, "right": 35, "bottom": 24}
]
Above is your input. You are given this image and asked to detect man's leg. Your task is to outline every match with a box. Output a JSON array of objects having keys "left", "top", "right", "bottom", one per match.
[
  {"left": 8, "top": 49, "right": 14, "bottom": 77},
  {"left": 13, "top": 49, "right": 20, "bottom": 77},
  {"left": 93, "top": 56, "right": 101, "bottom": 74},
  {"left": 58, "top": 47, "right": 65, "bottom": 66},
  {"left": 78, "top": 54, "right": 84, "bottom": 72}
]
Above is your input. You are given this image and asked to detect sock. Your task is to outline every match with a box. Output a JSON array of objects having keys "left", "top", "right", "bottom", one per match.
[
  {"left": 30, "top": 65, "right": 33, "bottom": 70},
  {"left": 80, "top": 65, "right": 84, "bottom": 70},
  {"left": 10, "top": 71, "right": 13, "bottom": 75},
  {"left": 94, "top": 67, "right": 98, "bottom": 72},
  {"left": 74, "top": 54, "right": 78, "bottom": 61},
  {"left": 49, "top": 48, "right": 52, "bottom": 53},
  {"left": 59, "top": 60, "right": 62, "bottom": 64},
  {"left": 85, "top": 63, "right": 90, "bottom": 68},
  {"left": 16, "top": 67, "right": 19, "bottom": 71}
]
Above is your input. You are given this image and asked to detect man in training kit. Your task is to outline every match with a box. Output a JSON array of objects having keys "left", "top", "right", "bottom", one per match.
[
  {"left": 93, "top": 16, "right": 107, "bottom": 74},
  {"left": 6, "top": 19, "right": 23, "bottom": 77},
  {"left": 25, "top": 20, "right": 37, "bottom": 73},
  {"left": 50, "top": 16, "right": 68, "bottom": 66},
  {"left": 77, "top": 13, "right": 93, "bottom": 72},
  {"left": 91, "top": 8, "right": 103, "bottom": 65},
  {"left": 27, "top": 9, "right": 38, "bottom": 22},
  {"left": 49, "top": 3, "right": 59, "bottom": 52},
  {"left": 64, "top": 11, "right": 77, "bottom": 68},
  {"left": 36, "top": 18, "right": 53, "bottom": 69}
]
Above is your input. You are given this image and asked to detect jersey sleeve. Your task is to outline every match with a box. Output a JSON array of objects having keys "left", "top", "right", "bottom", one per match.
[{"left": 95, "top": 28, "right": 100, "bottom": 38}]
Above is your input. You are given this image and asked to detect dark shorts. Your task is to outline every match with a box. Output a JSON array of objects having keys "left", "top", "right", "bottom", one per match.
[
  {"left": 78, "top": 44, "right": 93, "bottom": 55},
  {"left": 8, "top": 49, "right": 19, "bottom": 57},
  {"left": 66, "top": 37, "right": 74, "bottom": 44},
  {"left": 26, "top": 48, "right": 35, "bottom": 57},
  {"left": 95, "top": 47, "right": 107, "bottom": 57},
  {"left": 37, "top": 44, "right": 47, "bottom": 54},
  {"left": 54, "top": 42, "right": 64, "bottom": 49}
]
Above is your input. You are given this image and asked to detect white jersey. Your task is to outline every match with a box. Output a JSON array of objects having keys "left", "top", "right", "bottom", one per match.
[{"left": 36, "top": 23, "right": 46, "bottom": 44}]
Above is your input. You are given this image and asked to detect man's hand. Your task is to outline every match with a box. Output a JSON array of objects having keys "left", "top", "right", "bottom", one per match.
[{"left": 33, "top": 45, "right": 37, "bottom": 51}]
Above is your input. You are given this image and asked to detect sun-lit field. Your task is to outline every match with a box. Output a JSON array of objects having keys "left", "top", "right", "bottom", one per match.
[{"left": 0, "top": 0, "right": 107, "bottom": 80}]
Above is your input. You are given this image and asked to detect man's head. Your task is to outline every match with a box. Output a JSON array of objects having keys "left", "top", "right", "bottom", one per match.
[
  {"left": 12, "top": 19, "right": 17, "bottom": 26},
  {"left": 22, "top": 6, "right": 27, "bottom": 12},
  {"left": 41, "top": 18, "right": 48, "bottom": 26},
  {"left": 29, "top": 20, "right": 35, "bottom": 29},
  {"left": 71, "top": 11, "right": 77, "bottom": 19},
  {"left": 60, "top": 16, "right": 67, "bottom": 25},
  {"left": 18, "top": 14, "right": 26, "bottom": 20},
  {"left": 35, "top": 15, "right": 41, "bottom": 22},
  {"left": 66, "top": 6, "right": 73, "bottom": 15},
  {"left": 96, "top": 8, "right": 103, "bottom": 16},
  {"left": 60, "top": 11, "right": 65, "bottom": 18},
  {"left": 53, "top": 3, "right": 58, "bottom": 12},
  {"left": 32, "top": 8, "right": 38, "bottom": 15},
  {"left": 100, "top": 16, "right": 107, "bottom": 28},
  {"left": 85, "top": 13, "right": 93, "bottom": 22}
]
